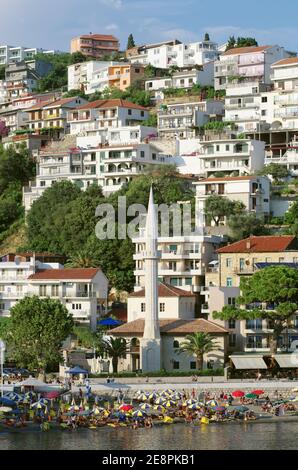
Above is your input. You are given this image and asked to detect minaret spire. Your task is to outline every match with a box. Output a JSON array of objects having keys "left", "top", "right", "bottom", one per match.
[{"left": 140, "top": 186, "right": 161, "bottom": 372}]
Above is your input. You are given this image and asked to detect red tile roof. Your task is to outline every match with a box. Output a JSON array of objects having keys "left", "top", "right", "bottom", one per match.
[
  {"left": 196, "top": 176, "right": 258, "bottom": 183},
  {"left": 217, "top": 236, "right": 297, "bottom": 254},
  {"left": 43, "top": 97, "right": 83, "bottom": 108},
  {"left": 28, "top": 268, "right": 101, "bottom": 280},
  {"left": 109, "top": 318, "right": 228, "bottom": 335},
  {"left": 79, "top": 34, "right": 118, "bottom": 42},
  {"left": 76, "top": 99, "right": 147, "bottom": 111},
  {"left": 128, "top": 283, "right": 196, "bottom": 298},
  {"left": 272, "top": 57, "right": 298, "bottom": 67},
  {"left": 223, "top": 45, "right": 272, "bottom": 56}
]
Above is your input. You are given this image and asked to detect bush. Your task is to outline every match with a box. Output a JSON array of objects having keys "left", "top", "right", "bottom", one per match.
[{"left": 89, "top": 368, "right": 224, "bottom": 378}]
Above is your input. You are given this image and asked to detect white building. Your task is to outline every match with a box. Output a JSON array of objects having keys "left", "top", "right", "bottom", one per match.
[
  {"left": 68, "top": 61, "right": 122, "bottom": 95},
  {"left": 145, "top": 65, "right": 214, "bottom": 101},
  {"left": 109, "top": 188, "right": 228, "bottom": 373},
  {"left": 68, "top": 99, "right": 149, "bottom": 136},
  {"left": 0, "top": 81, "right": 8, "bottom": 104},
  {"left": 214, "top": 45, "right": 288, "bottom": 91},
  {"left": 157, "top": 100, "right": 224, "bottom": 139},
  {"left": 0, "top": 44, "right": 60, "bottom": 66},
  {"left": 127, "top": 39, "right": 219, "bottom": 69},
  {"left": 265, "top": 139, "right": 298, "bottom": 176},
  {"left": 0, "top": 253, "right": 108, "bottom": 330},
  {"left": 198, "top": 138, "right": 265, "bottom": 177},
  {"left": 194, "top": 175, "right": 271, "bottom": 227}
]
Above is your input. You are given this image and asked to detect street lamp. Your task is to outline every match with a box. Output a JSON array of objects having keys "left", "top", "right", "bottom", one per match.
[{"left": 0, "top": 339, "right": 6, "bottom": 398}]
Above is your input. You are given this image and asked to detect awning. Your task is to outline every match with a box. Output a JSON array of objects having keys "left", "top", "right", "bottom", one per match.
[
  {"left": 230, "top": 356, "right": 268, "bottom": 370},
  {"left": 274, "top": 354, "right": 298, "bottom": 368}
]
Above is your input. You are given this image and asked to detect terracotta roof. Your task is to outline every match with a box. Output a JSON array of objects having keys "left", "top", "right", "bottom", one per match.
[
  {"left": 196, "top": 176, "right": 258, "bottom": 183},
  {"left": 79, "top": 34, "right": 118, "bottom": 42},
  {"left": 75, "top": 99, "right": 147, "bottom": 111},
  {"left": 223, "top": 45, "right": 272, "bottom": 56},
  {"left": 109, "top": 318, "right": 228, "bottom": 335},
  {"left": 28, "top": 268, "right": 101, "bottom": 280},
  {"left": 26, "top": 100, "right": 54, "bottom": 111},
  {"left": 272, "top": 57, "right": 298, "bottom": 67},
  {"left": 43, "top": 97, "right": 82, "bottom": 109},
  {"left": 128, "top": 283, "right": 196, "bottom": 298},
  {"left": 217, "top": 236, "right": 297, "bottom": 254}
]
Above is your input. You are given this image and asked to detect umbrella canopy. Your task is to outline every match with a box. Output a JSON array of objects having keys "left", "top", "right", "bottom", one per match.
[
  {"left": 188, "top": 403, "right": 203, "bottom": 410},
  {"left": 206, "top": 400, "right": 218, "bottom": 407},
  {"left": 155, "top": 397, "right": 166, "bottom": 405},
  {"left": 137, "top": 393, "right": 149, "bottom": 401},
  {"left": 98, "top": 318, "right": 121, "bottom": 326},
  {"left": 232, "top": 390, "right": 245, "bottom": 398},
  {"left": 148, "top": 392, "right": 158, "bottom": 400},
  {"left": 132, "top": 410, "right": 147, "bottom": 418},
  {"left": 251, "top": 390, "right": 264, "bottom": 396},
  {"left": 140, "top": 403, "right": 152, "bottom": 411},
  {"left": 4, "top": 392, "right": 23, "bottom": 402},
  {"left": 245, "top": 393, "right": 257, "bottom": 399},
  {"left": 31, "top": 399, "right": 49, "bottom": 409},
  {"left": 164, "top": 400, "right": 176, "bottom": 408},
  {"left": 119, "top": 404, "right": 133, "bottom": 411},
  {"left": 185, "top": 398, "right": 197, "bottom": 405},
  {"left": 0, "top": 397, "right": 16, "bottom": 407},
  {"left": 153, "top": 405, "right": 166, "bottom": 412},
  {"left": 66, "top": 366, "right": 88, "bottom": 375},
  {"left": 0, "top": 406, "right": 13, "bottom": 413}
]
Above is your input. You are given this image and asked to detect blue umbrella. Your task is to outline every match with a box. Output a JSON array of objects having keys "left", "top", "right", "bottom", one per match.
[
  {"left": 0, "top": 397, "right": 16, "bottom": 407},
  {"left": 98, "top": 318, "right": 121, "bottom": 326},
  {"left": 66, "top": 366, "right": 89, "bottom": 375}
]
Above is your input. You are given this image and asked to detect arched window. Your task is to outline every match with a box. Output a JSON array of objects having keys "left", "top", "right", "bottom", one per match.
[{"left": 173, "top": 340, "right": 179, "bottom": 348}]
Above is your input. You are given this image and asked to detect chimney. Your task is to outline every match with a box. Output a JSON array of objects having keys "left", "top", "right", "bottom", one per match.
[{"left": 246, "top": 238, "right": 251, "bottom": 250}]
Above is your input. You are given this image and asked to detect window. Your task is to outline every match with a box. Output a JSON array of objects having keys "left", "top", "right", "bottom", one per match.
[
  {"left": 0, "top": 303, "right": 5, "bottom": 310},
  {"left": 228, "top": 319, "right": 236, "bottom": 329},
  {"left": 225, "top": 145, "right": 230, "bottom": 151},
  {"left": 261, "top": 110, "right": 267, "bottom": 116},
  {"left": 190, "top": 361, "right": 196, "bottom": 370},
  {"left": 226, "top": 277, "right": 232, "bottom": 287},
  {"left": 160, "top": 303, "right": 165, "bottom": 312},
  {"left": 128, "top": 109, "right": 132, "bottom": 115},
  {"left": 173, "top": 361, "right": 180, "bottom": 370},
  {"left": 185, "top": 278, "right": 192, "bottom": 286},
  {"left": 173, "top": 340, "right": 179, "bottom": 348},
  {"left": 229, "top": 334, "right": 236, "bottom": 347},
  {"left": 141, "top": 303, "right": 146, "bottom": 312},
  {"left": 140, "top": 151, "right": 145, "bottom": 158},
  {"left": 246, "top": 335, "right": 263, "bottom": 349},
  {"left": 39, "top": 285, "right": 47, "bottom": 296},
  {"left": 169, "top": 261, "right": 177, "bottom": 271},
  {"left": 228, "top": 297, "right": 236, "bottom": 307},
  {"left": 40, "top": 181, "right": 46, "bottom": 187},
  {"left": 246, "top": 319, "right": 263, "bottom": 330},
  {"left": 216, "top": 145, "right": 220, "bottom": 151},
  {"left": 141, "top": 111, "right": 144, "bottom": 117},
  {"left": 91, "top": 153, "right": 96, "bottom": 161},
  {"left": 262, "top": 96, "right": 267, "bottom": 103},
  {"left": 51, "top": 285, "right": 59, "bottom": 296},
  {"left": 226, "top": 258, "right": 232, "bottom": 268}
]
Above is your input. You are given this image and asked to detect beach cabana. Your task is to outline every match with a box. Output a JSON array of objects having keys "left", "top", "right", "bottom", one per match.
[{"left": 66, "top": 366, "right": 89, "bottom": 376}]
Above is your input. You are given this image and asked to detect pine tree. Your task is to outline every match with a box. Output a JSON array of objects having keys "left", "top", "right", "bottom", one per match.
[{"left": 127, "top": 33, "right": 136, "bottom": 50}]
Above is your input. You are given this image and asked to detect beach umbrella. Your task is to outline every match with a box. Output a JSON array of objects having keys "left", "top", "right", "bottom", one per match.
[
  {"left": 31, "top": 398, "right": 49, "bottom": 409},
  {"left": 4, "top": 392, "right": 23, "bottom": 402},
  {"left": 153, "top": 405, "right": 166, "bottom": 412},
  {"left": 132, "top": 410, "right": 147, "bottom": 418},
  {"left": 164, "top": 400, "right": 176, "bottom": 408},
  {"left": 148, "top": 392, "right": 158, "bottom": 400},
  {"left": 98, "top": 318, "right": 121, "bottom": 326},
  {"left": 137, "top": 393, "right": 149, "bottom": 401},
  {"left": 185, "top": 398, "right": 197, "bottom": 405},
  {"left": 290, "top": 396, "right": 298, "bottom": 402},
  {"left": 206, "top": 400, "right": 218, "bottom": 407},
  {"left": 155, "top": 397, "right": 166, "bottom": 405},
  {"left": 245, "top": 393, "right": 257, "bottom": 399},
  {"left": 171, "top": 393, "right": 182, "bottom": 400},
  {"left": 0, "top": 397, "right": 16, "bottom": 407},
  {"left": 232, "top": 390, "right": 245, "bottom": 398},
  {"left": 140, "top": 403, "right": 152, "bottom": 411},
  {"left": 0, "top": 406, "right": 13, "bottom": 413},
  {"left": 188, "top": 403, "right": 203, "bottom": 410},
  {"left": 119, "top": 404, "right": 133, "bottom": 411},
  {"left": 251, "top": 390, "right": 264, "bottom": 396}
]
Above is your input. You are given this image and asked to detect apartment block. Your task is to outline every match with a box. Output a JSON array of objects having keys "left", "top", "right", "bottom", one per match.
[
  {"left": 0, "top": 253, "right": 108, "bottom": 330},
  {"left": 5, "top": 60, "right": 53, "bottom": 100},
  {"left": 157, "top": 100, "right": 224, "bottom": 139},
  {"left": 204, "top": 236, "right": 298, "bottom": 353},
  {"left": 127, "top": 38, "right": 219, "bottom": 69},
  {"left": 70, "top": 34, "right": 119, "bottom": 59},
  {"left": 68, "top": 99, "right": 149, "bottom": 135},
  {"left": 214, "top": 45, "right": 288, "bottom": 91},
  {"left": 194, "top": 175, "right": 270, "bottom": 226},
  {"left": 0, "top": 44, "right": 60, "bottom": 66}
]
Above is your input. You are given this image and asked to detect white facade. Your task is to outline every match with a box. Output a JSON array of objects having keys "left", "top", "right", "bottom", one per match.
[
  {"left": 129, "top": 40, "right": 219, "bottom": 69},
  {"left": 145, "top": 65, "right": 214, "bottom": 100},
  {"left": 0, "top": 81, "right": 8, "bottom": 104},
  {"left": 0, "top": 256, "right": 108, "bottom": 330},
  {"left": 0, "top": 44, "right": 60, "bottom": 66},
  {"left": 68, "top": 61, "right": 122, "bottom": 95},
  {"left": 76, "top": 125, "right": 157, "bottom": 148},
  {"left": 158, "top": 100, "right": 224, "bottom": 139},
  {"left": 194, "top": 176, "right": 271, "bottom": 227},
  {"left": 214, "top": 45, "right": 288, "bottom": 91}
]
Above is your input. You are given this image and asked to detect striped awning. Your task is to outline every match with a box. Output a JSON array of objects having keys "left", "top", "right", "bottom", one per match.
[{"left": 230, "top": 356, "right": 268, "bottom": 370}]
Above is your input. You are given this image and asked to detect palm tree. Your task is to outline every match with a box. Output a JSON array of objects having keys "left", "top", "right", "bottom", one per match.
[
  {"left": 65, "top": 250, "right": 99, "bottom": 268},
  {"left": 100, "top": 337, "right": 129, "bottom": 373},
  {"left": 176, "top": 332, "right": 219, "bottom": 370}
]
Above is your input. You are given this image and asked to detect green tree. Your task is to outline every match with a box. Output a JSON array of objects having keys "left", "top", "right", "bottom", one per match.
[
  {"left": 142, "top": 113, "right": 158, "bottom": 128},
  {"left": 236, "top": 37, "right": 258, "bottom": 48},
  {"left": 100, "top": 337, "right": 129, "bottom": 373},
  {"left": 127, "top": 33, "right": 136, "bottom": 49},
  {"left": 63, "top": 89, "right": 87, "bottom": 99},
  {"left": 73, "top": 326, "right": 98, "bottom": 349},
  {"left": 258, "top": 163, "right": 289, "bottom": 182},
  {"left": 204, "top": 33, "right": 210, "bottom": 41},
  {"left": 226, "top": 36, "right": 236, "bottom": 51},
  {"left": 284, "top": 199, "right": 298, "bottom": 235},
  {"left": 0, "top": 145, "right": 35, "bottom": 193},
  {"left": 0, "top": 183, "right": 24, "bottom": 233},
  {"left": 227, "top": 212, "right": 268, "bottom": 240},
  {"left": 176, "top": 332, "right": 219, "bottom": 370},
  {"left": 205, "top": 195, "right": 245, "bottom": 226},
  {"left": 7, "top": 296, "right": 74, "bottom": 372},
  {"left": 65, "top": 249, "right": 100, "bottom": 268},
  {"left": 213, "top": 266, "right": 298, "bottom": 354}
]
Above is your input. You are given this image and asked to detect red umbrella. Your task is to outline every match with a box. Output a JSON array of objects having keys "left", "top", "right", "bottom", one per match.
[
  {"left": 119, "top": 404, "right": 133, "bottom": 411},
  {"left": 43, "top": 392, "right": 60, "bottom": 399},
  {"left": 232, "top": 390, "right": 245, "bottom": 398},
  {"left": 251, "top": 390, "right": 264, "bottom": 396}
]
